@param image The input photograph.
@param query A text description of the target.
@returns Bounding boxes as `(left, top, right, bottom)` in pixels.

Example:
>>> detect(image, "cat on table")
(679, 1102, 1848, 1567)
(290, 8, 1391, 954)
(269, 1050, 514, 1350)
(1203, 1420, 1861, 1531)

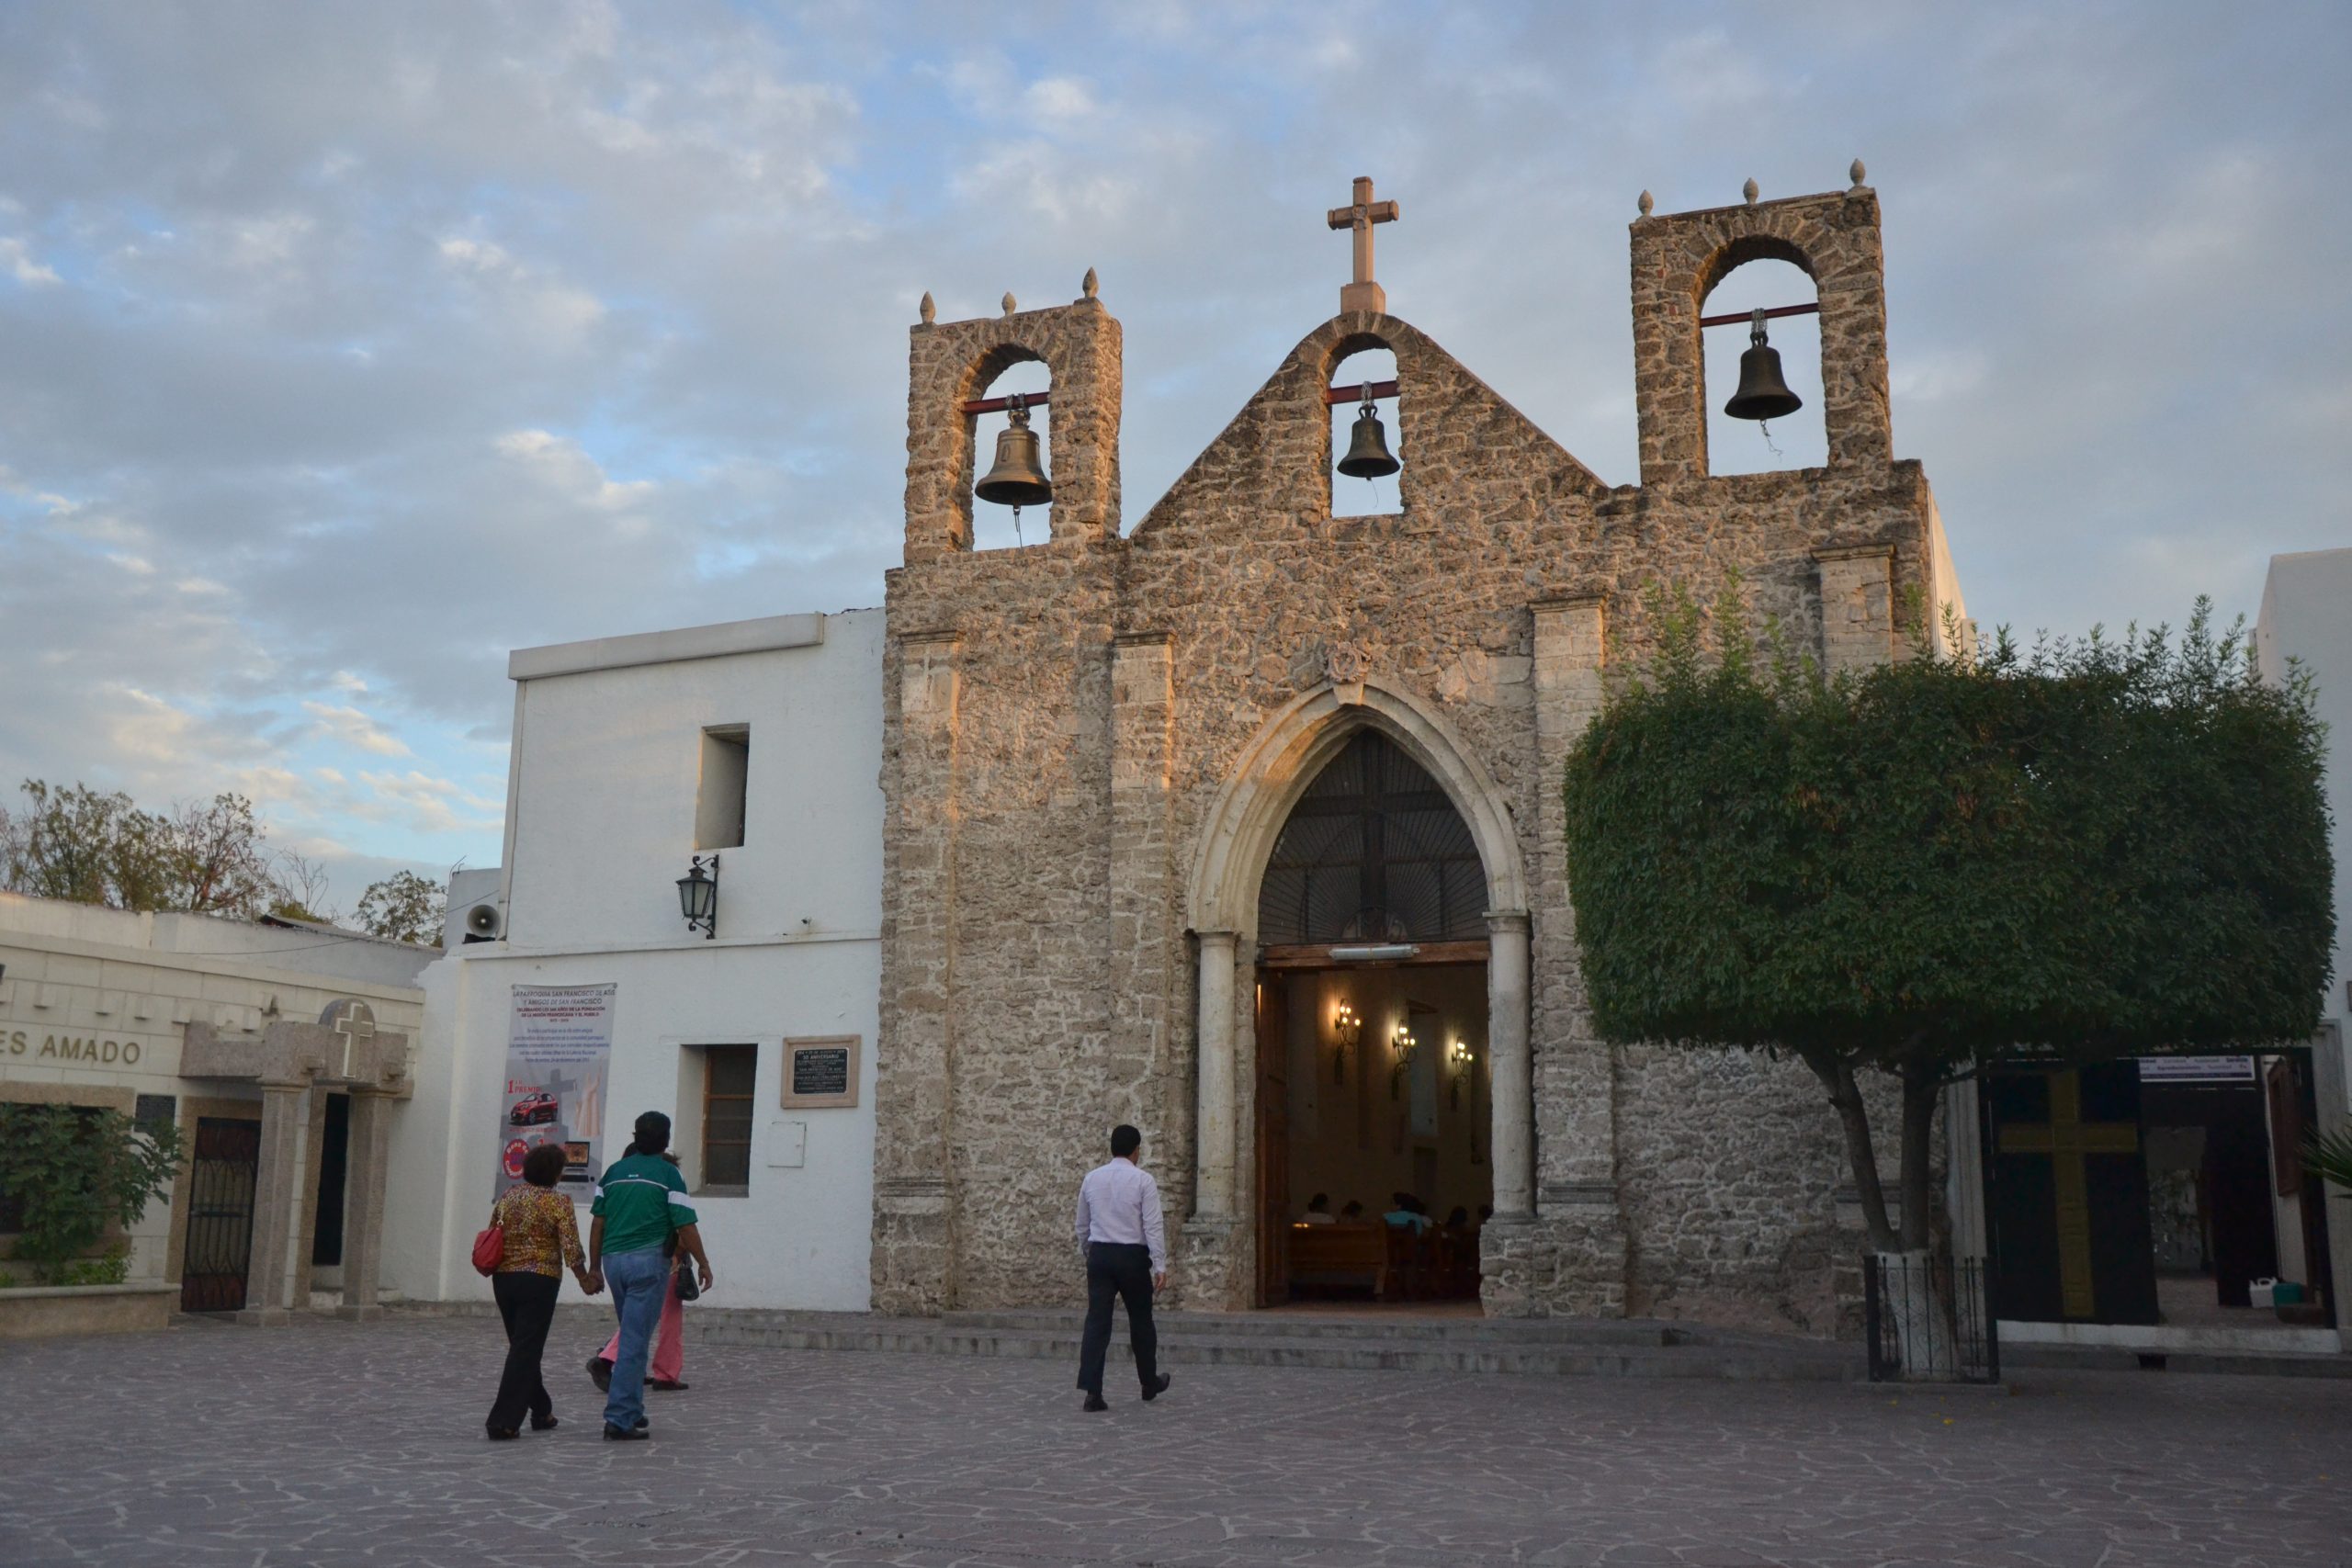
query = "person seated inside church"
(1443, 1205, 1471, 1231)
(1383, 1192, 1434, 1233)
(1339, 1199, 1365, 1220)
(1299, 1192, 1336, 1224)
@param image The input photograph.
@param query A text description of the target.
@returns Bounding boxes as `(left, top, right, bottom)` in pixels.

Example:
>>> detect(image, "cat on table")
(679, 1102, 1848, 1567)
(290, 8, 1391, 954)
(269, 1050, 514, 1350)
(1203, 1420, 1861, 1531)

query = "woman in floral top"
(486, 1143, 601, 1438)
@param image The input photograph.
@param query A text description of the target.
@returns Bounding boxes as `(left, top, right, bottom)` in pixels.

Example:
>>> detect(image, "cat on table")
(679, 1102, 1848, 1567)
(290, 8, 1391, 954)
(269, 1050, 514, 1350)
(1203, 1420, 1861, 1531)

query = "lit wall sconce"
(676, 852, 719, 939)
(1331, 1000, 1360, 1083)
(1448, 1039, 1476, 1108)
(1388, 1024, 1419, 1100)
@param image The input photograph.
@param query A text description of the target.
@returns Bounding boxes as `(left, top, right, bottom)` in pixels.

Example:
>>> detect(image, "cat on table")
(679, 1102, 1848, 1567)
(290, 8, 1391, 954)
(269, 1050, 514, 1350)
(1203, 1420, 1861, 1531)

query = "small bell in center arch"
(1337, 385, 1399, 479)
(1724, 308, 1803, 423)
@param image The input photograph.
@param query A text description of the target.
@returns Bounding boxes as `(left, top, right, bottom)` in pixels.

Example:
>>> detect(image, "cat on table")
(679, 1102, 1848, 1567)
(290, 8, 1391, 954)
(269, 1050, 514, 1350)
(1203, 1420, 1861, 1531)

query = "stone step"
(941, 1307, 1701, 1348)
(2001, 1343, 2352, 1380)
(389, 1302, 1858, 1381)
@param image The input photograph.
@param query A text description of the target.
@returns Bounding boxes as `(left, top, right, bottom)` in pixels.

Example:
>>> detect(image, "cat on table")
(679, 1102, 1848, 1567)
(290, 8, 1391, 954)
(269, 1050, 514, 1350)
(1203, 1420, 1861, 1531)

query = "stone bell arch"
(1182, 676, 1532, 1308)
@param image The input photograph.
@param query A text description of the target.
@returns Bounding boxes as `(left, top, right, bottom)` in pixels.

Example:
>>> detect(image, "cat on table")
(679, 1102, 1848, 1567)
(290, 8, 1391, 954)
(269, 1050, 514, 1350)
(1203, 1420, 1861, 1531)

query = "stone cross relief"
(329, 1000, 377, 1080)
(1326, 175, 1399, 315)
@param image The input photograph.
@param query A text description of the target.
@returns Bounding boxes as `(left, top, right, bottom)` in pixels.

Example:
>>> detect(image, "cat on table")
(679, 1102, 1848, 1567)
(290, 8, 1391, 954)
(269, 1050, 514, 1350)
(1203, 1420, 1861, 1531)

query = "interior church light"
(1389, 1024, 1419, 1100)
(1331, 1000, 1360, 1083)
(1449, 1039, 1476, 1107)
(676, 853, 719, 940)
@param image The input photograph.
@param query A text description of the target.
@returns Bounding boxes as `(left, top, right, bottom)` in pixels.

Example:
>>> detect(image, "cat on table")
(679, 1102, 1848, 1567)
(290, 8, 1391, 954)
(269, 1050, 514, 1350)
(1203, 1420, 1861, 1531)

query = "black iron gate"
(180, 1117, 260, 1312)
(1864, 1253, 2001, 1383)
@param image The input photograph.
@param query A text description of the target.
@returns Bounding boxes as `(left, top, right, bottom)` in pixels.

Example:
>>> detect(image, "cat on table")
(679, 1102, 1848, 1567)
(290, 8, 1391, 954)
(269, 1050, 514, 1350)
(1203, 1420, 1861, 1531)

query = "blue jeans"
(601, 1247, 669, 1433)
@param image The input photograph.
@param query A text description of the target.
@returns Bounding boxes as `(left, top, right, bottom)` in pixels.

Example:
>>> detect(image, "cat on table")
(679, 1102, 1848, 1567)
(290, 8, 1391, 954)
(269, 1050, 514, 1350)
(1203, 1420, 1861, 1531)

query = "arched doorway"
(1254, 730, 1491, 1306)
(1184, 680, 1532, 1314)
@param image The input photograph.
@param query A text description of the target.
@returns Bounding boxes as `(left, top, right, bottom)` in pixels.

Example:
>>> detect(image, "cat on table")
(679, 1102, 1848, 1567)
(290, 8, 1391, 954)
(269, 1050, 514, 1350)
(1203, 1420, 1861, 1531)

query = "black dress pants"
(1076, 1241, 1159, 1395)
(488, 1270, 561, 1431)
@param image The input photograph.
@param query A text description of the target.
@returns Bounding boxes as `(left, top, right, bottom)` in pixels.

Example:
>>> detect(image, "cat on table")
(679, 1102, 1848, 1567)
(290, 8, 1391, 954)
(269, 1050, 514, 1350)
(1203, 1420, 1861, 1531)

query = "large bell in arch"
(1723, 308, 1804, 423)
(1336, 398, 1400, 479)
(975, 397, 1052, 510)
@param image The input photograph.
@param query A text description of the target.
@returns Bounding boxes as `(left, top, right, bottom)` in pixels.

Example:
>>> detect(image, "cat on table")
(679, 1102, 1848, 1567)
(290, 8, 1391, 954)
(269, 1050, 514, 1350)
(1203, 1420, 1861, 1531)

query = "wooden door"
(1255, 972, 1291, 1306)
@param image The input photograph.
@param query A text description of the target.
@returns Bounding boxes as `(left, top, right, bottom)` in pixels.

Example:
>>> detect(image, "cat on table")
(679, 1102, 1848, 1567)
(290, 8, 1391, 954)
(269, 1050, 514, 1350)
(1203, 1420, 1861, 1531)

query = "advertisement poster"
(493, 982, 614, 1201)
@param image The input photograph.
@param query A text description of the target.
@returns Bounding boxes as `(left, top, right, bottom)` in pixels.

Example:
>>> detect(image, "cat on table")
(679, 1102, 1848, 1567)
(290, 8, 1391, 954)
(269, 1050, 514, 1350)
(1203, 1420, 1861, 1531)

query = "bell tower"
(902, 276, 1123, 561)
(1629, 165, 1893, 485)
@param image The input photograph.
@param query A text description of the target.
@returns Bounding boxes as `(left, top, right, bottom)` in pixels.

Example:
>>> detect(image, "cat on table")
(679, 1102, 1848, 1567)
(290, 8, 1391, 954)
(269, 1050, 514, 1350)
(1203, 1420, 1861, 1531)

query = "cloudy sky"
(2, 2, 2345, 908)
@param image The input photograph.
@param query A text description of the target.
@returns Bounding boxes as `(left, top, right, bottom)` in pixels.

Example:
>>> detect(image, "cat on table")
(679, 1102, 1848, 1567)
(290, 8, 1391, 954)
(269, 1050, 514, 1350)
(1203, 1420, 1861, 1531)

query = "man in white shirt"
(1072, 1122, 1171, 1411)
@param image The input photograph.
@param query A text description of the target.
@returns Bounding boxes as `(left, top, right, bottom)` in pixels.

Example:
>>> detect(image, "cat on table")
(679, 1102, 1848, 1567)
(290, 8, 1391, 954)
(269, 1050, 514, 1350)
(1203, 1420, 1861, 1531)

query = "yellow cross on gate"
(1997, 1068, 2139, 1319)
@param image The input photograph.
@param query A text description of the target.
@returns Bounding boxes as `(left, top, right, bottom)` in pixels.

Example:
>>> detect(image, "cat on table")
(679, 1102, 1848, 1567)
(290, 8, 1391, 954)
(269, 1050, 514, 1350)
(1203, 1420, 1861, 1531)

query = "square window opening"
(696, 726, 750, 852)
(685, 1043, 758, 1193)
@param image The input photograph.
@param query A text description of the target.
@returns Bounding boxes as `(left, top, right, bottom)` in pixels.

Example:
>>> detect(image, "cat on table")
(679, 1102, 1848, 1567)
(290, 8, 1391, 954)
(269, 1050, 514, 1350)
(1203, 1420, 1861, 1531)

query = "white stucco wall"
(385, 608, 886, 1312)
(2257, 548, 2350, 1053)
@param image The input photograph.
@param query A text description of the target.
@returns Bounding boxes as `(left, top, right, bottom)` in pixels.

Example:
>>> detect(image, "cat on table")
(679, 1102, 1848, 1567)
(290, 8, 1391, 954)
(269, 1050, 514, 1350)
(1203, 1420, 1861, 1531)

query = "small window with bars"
(697, 1044, 759, 1191)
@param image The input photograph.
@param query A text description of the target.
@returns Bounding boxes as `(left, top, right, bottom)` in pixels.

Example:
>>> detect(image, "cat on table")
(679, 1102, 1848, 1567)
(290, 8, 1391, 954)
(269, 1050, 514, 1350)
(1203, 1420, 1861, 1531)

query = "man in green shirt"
(588, 1111, 715, 1440)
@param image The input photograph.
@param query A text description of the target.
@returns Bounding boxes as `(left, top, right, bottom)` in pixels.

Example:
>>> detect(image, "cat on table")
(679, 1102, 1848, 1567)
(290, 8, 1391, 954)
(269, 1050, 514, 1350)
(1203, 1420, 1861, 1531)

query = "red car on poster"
(508, 1090, 559, 1126)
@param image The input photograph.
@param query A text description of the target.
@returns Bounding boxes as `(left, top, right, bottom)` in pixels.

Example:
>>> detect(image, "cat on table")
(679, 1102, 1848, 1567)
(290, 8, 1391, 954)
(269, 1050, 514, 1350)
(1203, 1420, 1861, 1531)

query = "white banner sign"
(492, 982, 615, 1201)
(2137, 1055, 2256, 1082)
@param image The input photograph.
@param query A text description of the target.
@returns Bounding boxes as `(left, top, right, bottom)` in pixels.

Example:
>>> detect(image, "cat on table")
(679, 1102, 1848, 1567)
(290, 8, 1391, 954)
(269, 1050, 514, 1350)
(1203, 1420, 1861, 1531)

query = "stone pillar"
(238, 1080, 311, 1325)
(1496, 595, 1632, 1317)
(2305, 1022, 2352, 1354)
(335, 1089, 392, 1320)
(1108, 633, 1175, 1145)
(1192, 931, 1240, 1219)
(1487, 910, 1534, 1218)
(1814, 543, 1898, 675)
(872, 632, 963, 1314)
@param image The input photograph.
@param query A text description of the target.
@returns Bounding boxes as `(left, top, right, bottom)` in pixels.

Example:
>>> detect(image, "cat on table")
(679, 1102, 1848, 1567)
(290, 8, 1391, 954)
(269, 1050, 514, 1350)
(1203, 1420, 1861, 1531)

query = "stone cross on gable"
(325, 998, 377, 1080)
(1326, 175, 1400, 315)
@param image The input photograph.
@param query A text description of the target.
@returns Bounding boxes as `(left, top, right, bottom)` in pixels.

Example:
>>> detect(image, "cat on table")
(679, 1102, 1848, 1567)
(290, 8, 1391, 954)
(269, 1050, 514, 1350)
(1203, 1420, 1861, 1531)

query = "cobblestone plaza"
(5, 1315, 2348, 1567)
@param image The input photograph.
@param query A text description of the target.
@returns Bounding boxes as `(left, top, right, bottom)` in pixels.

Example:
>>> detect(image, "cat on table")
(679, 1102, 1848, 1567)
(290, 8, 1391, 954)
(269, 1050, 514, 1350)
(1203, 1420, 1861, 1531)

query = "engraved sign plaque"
(782, 1035, 861, 1109)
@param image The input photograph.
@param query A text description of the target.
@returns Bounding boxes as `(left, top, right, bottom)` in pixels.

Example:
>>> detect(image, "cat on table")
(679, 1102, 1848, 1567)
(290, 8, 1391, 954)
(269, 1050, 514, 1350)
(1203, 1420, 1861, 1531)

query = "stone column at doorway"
(336, 1089, 393, 1320)
(1486, 910, 1533, 1217)
(1184, 929, 1245, 1308)
(240, 1079, 313, 1325)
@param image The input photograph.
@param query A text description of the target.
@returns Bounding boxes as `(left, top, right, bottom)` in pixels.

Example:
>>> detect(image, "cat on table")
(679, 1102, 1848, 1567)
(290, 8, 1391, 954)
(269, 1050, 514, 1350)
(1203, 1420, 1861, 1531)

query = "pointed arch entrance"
(1185, 682, 1532, 1312)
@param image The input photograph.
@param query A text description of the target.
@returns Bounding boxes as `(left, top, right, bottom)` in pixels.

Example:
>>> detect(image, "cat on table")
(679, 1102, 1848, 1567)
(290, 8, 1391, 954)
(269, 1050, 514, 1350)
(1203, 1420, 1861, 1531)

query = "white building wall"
(2256, 546, 2352, 1346)
(387, 608, 886, 1312)
(0, 895, 426, 1289)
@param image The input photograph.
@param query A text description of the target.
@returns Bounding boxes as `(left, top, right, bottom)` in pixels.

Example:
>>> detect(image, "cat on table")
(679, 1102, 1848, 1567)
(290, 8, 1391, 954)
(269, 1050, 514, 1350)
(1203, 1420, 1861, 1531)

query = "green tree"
(356, 869, 446, 945)
(0, 781, 302, 921)
(1561, 589, 2333, 1257)
(0, 1104, 186, 1286)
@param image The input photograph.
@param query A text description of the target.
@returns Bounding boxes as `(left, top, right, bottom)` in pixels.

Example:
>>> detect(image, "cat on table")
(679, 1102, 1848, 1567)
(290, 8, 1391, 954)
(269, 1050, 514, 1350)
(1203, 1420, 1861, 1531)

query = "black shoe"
(586, 1356, 611, 1393)
(485, 1425, 520, 1440)
(530, 1415, 559, 1431)
(1142, 1372, 1171, 1402)
(650, 1378, 689, 1392)
(635, 1416, 649, 1429)
(603, 1423, 649, 1441)
(1081, 1393, 1108, 1413)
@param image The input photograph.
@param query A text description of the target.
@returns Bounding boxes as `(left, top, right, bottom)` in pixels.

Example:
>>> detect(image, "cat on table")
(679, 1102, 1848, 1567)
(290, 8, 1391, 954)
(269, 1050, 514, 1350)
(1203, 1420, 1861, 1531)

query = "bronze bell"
(975, 397, 1052, 509)
(1336, 394, 1400, 479)
(1724, 308, 1803, 423)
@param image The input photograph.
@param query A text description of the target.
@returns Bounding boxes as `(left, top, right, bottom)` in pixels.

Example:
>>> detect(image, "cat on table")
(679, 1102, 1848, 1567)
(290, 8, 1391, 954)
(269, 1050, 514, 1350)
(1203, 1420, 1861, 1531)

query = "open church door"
(1255, 972, 1291, 1307)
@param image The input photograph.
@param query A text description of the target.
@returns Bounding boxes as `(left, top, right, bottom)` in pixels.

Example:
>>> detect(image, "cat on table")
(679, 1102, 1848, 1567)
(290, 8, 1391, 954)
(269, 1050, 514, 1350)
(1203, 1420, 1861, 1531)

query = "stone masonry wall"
(874, 185, 1959, 1333)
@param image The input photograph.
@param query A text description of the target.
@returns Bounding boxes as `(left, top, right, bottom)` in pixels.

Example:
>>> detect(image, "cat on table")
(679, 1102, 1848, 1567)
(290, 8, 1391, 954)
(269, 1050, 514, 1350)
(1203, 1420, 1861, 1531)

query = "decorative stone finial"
(1742, 177, 1758, 207)
(918, 291, 935, 325)
(1001, 291, 1017, 317)
(1637, 189, 1654, 217)
(1849, 158, 1866, 189)
(1080, 266, 1098, 300)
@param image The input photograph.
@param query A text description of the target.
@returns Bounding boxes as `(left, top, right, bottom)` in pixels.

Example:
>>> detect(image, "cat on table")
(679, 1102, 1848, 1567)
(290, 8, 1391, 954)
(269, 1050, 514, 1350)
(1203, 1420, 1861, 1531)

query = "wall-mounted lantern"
(1331, 1000, 1360, 1084)
(1448, 1039, 1476, 1108)
(1388, 1024, 1419, 1100)
(676, 853, 719, 940)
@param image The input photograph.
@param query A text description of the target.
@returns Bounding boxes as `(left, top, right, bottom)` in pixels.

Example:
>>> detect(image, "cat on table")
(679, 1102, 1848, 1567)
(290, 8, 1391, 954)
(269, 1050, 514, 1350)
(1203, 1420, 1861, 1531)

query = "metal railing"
(1864, 1253, 1999, 1383)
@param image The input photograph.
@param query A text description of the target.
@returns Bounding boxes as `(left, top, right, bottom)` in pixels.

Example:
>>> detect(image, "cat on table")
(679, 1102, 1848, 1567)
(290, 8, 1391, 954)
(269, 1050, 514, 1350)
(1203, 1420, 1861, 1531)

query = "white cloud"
(301, 700, 413, 757)
(0, 237, 59, 286)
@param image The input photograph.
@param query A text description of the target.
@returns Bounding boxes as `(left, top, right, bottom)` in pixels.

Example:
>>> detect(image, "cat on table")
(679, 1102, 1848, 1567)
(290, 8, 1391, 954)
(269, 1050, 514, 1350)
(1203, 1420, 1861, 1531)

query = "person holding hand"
(484, 1142, 601, 1439)
(588, 1111, 715, 1440)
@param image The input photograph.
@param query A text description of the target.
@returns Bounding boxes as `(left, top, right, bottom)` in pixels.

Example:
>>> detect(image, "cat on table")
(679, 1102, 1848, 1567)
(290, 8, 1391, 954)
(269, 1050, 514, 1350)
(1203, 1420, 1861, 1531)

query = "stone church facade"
(870, 175, 1967, 1333)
